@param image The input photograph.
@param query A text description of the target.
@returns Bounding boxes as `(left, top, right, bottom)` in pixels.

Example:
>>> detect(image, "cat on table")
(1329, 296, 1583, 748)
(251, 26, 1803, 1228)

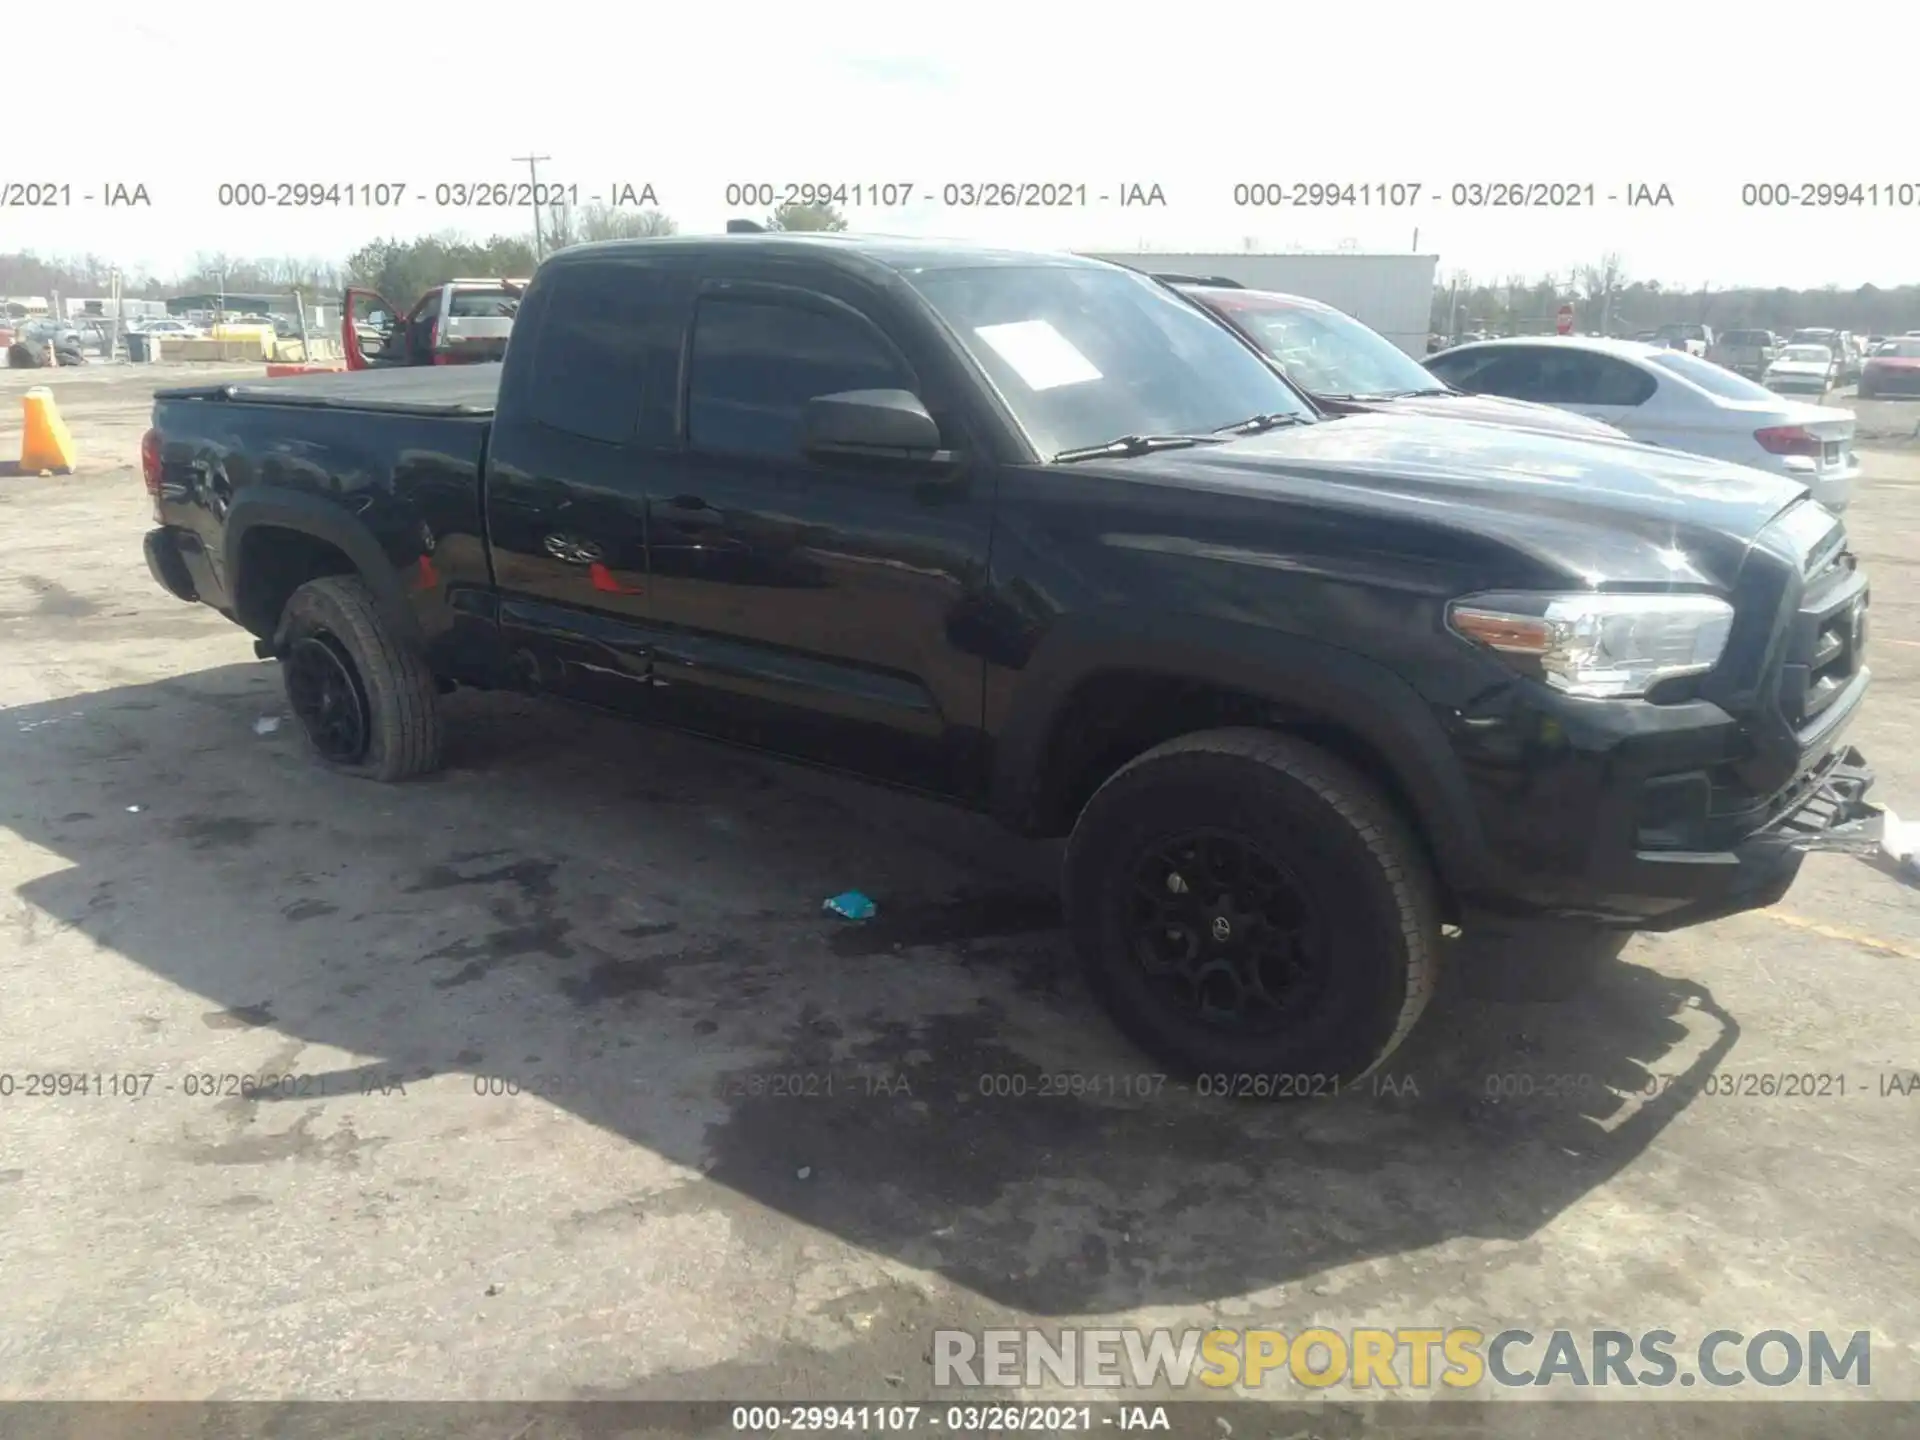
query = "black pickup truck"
(141, 234, 1880, 1087)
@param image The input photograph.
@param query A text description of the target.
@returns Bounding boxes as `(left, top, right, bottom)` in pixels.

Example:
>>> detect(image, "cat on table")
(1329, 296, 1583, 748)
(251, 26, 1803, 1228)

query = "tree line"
(0, 198, 845, 310)
(8, 224, 1914, 340)
(1434, 254, 1920, 339)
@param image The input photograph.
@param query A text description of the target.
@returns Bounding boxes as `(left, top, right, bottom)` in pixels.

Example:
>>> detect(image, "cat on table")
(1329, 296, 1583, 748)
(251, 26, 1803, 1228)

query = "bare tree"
(1580, 252, 1627, 335)
(545, 202, 678, 253)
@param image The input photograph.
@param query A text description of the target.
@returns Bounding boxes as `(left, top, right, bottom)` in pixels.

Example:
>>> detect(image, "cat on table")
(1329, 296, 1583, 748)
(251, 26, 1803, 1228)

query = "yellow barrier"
(20, 387, 76, 474)
(159, 336, 269, 361)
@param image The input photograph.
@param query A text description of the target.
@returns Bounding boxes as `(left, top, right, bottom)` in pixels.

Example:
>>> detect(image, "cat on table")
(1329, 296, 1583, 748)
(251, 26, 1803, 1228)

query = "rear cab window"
(447, 288, 520, 319)
(524, 261, 682, 444)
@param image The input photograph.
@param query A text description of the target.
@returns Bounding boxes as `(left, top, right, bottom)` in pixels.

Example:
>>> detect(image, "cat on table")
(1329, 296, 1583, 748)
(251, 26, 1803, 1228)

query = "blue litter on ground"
(823, 890, 877, 921)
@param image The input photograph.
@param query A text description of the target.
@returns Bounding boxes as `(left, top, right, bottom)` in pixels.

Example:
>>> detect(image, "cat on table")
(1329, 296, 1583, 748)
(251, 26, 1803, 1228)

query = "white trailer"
(1078, 251, 1439, 357)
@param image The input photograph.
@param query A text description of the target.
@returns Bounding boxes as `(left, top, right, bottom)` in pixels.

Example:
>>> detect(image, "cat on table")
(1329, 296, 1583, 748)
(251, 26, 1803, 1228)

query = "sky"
(9, 0, 1920, 289)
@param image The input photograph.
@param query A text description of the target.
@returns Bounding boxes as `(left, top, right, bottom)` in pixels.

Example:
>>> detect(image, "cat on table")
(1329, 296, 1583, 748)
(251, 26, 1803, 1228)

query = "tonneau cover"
(155, 363, 500, 417)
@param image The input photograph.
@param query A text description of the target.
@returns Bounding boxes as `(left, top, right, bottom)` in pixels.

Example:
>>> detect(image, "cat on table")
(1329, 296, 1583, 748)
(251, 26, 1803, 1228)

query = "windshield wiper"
(1211, 412, 1316, 436)
(1052, 433, 1229, 463)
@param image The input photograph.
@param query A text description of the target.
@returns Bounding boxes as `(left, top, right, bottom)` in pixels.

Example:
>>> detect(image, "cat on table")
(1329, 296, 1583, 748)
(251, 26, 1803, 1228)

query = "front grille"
(1777, 550, 1867, 734)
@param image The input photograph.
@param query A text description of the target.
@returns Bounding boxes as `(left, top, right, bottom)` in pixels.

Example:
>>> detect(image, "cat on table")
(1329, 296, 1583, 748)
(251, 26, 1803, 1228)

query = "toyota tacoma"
(141, 235, 1881, 1087)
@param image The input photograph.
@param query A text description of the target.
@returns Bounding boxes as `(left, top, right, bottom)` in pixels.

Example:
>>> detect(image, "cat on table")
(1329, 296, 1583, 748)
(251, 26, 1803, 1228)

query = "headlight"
(1447, 592, 1735, 698)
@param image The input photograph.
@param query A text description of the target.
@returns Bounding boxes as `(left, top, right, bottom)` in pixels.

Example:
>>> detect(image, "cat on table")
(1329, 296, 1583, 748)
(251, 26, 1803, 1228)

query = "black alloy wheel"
(1127, 828, 1329, 1034)
(285, 630, 372, 765)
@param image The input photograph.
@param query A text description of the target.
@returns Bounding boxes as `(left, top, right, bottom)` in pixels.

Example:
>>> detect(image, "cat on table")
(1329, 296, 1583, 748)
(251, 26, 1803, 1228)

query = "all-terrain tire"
(279, 575, 443, 781)
(1063, 727, 1440, 1091)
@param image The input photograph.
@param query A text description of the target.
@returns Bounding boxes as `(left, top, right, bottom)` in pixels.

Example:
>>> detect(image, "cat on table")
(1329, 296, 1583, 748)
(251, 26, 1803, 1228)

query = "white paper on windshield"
(973, 320, 1102, 391)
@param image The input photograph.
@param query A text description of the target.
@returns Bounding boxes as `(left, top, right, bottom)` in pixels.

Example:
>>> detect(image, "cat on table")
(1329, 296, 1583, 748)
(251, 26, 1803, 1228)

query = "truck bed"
(154, 363, 500, 417)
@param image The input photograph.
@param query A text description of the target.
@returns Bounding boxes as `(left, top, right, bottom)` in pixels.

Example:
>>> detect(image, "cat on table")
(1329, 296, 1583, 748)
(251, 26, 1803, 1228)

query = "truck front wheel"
(278, 575, 443, 781)
(1063, 728, 1439, 1092)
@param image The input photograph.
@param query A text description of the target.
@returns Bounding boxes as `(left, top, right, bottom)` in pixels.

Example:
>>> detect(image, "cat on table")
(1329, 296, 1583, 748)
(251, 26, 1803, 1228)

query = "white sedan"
(1423, 335, 1859, 512)
(1764, 343, 1839, 396)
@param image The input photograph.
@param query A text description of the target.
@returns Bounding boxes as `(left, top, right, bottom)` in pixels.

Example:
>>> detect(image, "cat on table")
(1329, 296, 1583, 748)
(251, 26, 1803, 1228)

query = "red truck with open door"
(341, 278, 527, 370)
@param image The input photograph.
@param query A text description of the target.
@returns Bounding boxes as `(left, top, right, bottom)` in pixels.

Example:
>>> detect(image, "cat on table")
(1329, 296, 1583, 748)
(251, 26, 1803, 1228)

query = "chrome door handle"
(542, 534, 602, 565)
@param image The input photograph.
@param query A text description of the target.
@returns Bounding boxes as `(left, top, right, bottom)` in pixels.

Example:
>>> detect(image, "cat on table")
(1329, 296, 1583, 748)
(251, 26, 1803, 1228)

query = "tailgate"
(439, 315, 515, 352)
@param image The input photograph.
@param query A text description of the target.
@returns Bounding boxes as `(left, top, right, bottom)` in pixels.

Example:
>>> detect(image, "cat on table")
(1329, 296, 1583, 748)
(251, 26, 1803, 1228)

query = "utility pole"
(513, 152, 552, 261)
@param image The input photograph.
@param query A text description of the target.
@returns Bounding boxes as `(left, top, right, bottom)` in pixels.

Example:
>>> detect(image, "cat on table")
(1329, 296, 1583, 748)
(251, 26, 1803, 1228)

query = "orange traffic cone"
(20, 386, 77, 474)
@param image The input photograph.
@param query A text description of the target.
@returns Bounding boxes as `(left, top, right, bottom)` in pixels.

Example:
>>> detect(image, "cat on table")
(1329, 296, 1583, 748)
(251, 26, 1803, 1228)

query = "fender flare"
(223, 488, 423, 646)
(988, 613, 1489, 896)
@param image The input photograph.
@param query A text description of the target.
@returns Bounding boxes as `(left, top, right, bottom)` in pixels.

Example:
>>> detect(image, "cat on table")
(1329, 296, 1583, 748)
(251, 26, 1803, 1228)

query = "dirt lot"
(1, 364, 1917, 1420)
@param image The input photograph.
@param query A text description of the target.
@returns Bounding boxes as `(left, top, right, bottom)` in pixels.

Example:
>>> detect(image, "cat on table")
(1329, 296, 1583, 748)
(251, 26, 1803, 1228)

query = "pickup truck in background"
(342, 277, 527, 370)
(1707, 328, 1779, 379)
(140, 235, 1881, 1087)
(1656, 322, 1713, 356)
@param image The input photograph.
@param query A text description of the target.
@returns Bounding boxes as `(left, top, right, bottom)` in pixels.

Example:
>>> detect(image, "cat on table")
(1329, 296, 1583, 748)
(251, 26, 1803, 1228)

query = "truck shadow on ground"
(2, 660, 1740, 1326)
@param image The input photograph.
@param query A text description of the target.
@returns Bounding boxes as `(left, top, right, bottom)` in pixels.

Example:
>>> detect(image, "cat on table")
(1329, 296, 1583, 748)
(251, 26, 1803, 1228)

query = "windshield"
(1789, 330, 1836, 345)
(904, 264, 1314, 459)
(1723, 330, 1771, 345)
(1779, 346, 1831, 363)
(1646, 349, 1778, 400)
(1877, 339, 1920, 358)
(1204, 297, 1438, 398)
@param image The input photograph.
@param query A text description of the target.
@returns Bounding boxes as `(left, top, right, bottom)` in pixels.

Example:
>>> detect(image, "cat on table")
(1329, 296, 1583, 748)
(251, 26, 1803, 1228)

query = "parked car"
(6, 319, 85, 368)
(19, 317, 82, 350)
(134, 318, 203, 339)
(1655, 323, 1712, 356)
(141, 236, 1880, 1086)
(1423, 335, 1860, 511)
(1789, 329, 1860, 383)
(342, 278, 527, 369)
(1858, 335, 1920, 397)
(1707, 329, 1779, 379)
(1764, 343, 1840, 396)
(1170, 281, 1626, 441)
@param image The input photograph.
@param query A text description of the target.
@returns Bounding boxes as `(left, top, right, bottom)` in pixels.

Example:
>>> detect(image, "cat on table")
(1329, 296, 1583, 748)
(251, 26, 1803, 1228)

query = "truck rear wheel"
(1063, 728, 1439, 1092)
(278, 575, 443, 781)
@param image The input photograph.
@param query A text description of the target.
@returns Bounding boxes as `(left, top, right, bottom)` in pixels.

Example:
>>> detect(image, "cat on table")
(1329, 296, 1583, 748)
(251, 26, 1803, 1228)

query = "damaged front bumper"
(1630, 746, 1879, 931)
(1745, 745, 1882, 858)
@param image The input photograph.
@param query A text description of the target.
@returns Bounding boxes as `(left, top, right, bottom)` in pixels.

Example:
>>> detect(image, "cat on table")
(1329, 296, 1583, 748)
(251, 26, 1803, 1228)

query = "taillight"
(140, 428, 163, 511)
(1754, 425, 1822, 458)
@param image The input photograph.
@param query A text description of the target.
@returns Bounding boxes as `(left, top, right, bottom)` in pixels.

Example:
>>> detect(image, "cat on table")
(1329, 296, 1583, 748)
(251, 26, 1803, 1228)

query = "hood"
(1094, 411, 1811, 592)
(1769, 359, 1830, 373)
(1361, 390, 1626, 440)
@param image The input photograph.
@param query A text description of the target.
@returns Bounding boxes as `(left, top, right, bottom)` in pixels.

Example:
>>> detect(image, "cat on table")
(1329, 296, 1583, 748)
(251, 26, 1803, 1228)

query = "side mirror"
(801, 389, 949, 461)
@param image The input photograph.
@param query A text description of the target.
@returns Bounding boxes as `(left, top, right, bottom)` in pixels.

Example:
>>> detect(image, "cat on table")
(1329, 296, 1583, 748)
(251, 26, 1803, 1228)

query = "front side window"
(686, 296, 912, 459)
(904, 264, 1312, 459)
